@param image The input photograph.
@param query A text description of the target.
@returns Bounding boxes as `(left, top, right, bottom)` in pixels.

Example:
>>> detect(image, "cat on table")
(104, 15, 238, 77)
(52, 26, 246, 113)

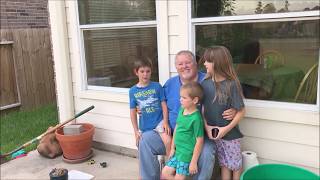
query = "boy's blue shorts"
(166, 155, 190, 176)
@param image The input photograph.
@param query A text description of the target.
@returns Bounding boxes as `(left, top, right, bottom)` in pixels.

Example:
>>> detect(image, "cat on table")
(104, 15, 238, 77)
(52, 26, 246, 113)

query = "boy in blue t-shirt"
(129, 59, 171, 157)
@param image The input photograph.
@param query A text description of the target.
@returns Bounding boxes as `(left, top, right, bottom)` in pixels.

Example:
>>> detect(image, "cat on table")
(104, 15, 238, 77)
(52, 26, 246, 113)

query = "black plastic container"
(49, 168, 68, 180)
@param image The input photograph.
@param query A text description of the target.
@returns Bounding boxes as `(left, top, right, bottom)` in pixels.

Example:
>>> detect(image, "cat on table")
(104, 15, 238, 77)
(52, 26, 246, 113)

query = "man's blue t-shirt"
(129, 81, 166, 132)
(163, 72, 206, 130)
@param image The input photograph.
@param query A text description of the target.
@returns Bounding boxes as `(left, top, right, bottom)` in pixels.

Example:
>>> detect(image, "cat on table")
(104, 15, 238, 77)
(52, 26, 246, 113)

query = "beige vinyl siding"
(168, 0, 188, 55)
(72, 90, 133, 149)
(74, 98, 130, 118)
(92, 128, 135, 149)
(240, 118, 319, 172)
(245, 106, 318, 126)
(242, 136, 319, 173)
(76, 113, 132, 134)
(241, 118, 318, 147)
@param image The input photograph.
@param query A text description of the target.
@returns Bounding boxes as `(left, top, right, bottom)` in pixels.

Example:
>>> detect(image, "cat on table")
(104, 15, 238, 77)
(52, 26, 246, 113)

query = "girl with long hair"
(201, 46, 246, 180)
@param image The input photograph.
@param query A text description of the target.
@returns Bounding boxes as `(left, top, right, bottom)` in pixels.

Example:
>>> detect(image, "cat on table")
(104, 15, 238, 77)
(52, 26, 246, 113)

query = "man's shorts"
(154, 120, 164, 133)
(139, 120, 164, 134)
(166, 155, 190, 176)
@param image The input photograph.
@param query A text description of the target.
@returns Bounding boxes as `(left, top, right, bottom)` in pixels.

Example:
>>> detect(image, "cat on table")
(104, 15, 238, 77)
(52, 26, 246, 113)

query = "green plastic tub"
(241, 164, 319, 180)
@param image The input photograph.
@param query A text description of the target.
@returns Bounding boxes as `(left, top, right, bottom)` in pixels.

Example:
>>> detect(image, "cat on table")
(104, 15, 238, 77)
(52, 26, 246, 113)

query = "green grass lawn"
(0, 104, 59, 158)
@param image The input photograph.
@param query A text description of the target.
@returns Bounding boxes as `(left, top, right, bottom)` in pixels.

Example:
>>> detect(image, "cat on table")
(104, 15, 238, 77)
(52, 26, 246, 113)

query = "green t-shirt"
(174, 108, 204, 162)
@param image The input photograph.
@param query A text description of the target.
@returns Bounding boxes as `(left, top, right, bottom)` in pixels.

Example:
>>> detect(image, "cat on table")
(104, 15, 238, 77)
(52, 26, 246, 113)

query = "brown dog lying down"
(37, 127, 62, 158)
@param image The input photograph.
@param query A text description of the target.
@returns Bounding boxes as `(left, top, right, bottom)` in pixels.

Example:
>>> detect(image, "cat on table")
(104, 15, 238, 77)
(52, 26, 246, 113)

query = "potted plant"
(49, 168, 68, 180)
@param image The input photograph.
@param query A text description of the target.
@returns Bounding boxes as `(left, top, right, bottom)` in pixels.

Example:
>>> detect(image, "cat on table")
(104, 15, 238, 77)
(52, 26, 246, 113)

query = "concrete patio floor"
(0, 148, 139, 179)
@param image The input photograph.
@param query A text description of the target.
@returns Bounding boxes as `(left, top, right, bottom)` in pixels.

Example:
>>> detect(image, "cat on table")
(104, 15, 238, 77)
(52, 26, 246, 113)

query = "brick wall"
(0, 0, 49, 29)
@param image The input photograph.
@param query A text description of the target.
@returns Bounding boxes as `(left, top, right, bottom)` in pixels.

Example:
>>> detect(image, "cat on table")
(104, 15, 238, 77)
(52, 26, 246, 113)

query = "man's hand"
(222, 108, 237, 120)
(163, 121, 171, 135)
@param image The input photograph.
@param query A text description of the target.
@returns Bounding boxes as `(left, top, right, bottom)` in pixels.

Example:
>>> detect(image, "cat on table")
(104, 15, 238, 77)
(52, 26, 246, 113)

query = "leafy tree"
(263, 3, 276, 13)
(255, 1, 263, 14)
(284, 0, 290, 11)
(278, 0, 290, 13)
(222, 0, 236, 15)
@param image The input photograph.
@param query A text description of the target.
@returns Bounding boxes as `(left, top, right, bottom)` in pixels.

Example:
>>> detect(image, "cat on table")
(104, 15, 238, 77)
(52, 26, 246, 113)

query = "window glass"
(78, 0, 159, 89)
(84, 28, 158, 88)
(78, 0, 156, 24)
(196, 19, 319, 104)
(192, 0, 319, 18)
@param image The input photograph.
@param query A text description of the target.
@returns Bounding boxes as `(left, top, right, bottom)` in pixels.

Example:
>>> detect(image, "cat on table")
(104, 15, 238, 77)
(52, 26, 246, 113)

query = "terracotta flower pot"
(55, 123, 94, 160)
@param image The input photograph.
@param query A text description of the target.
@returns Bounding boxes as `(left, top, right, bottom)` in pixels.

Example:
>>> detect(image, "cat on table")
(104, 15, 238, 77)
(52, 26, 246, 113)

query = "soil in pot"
(49, 168, 68, 180)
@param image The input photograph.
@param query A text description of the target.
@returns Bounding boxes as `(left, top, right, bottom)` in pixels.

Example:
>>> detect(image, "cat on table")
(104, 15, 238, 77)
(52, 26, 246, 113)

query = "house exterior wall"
(49, 0, 319, 174)
(1, 0, 56, 111)
(48, 0, 74, 121)
(0, 0, 49, 29)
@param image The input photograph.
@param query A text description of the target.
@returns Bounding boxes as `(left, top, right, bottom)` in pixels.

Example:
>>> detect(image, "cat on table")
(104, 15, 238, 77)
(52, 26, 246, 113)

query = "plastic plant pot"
(240, 164, 319, 180)
(49, 168, 68, 180)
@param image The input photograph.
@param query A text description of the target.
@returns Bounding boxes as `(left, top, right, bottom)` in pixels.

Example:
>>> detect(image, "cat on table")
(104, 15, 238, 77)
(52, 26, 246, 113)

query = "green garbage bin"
(241, 164, 319, 180)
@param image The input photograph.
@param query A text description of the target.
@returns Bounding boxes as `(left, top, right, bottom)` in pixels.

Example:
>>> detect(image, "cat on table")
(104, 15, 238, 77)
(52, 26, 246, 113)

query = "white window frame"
(76, 0, 169, 94)
(188, 0, 320, 112)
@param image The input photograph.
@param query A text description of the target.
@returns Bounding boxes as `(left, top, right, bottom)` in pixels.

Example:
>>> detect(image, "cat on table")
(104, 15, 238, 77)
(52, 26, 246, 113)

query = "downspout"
(48, 0, 75, 122)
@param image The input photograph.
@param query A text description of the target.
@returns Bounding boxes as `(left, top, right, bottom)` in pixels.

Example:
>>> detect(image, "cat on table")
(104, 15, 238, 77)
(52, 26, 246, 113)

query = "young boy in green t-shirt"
(161, 82, 204, 180)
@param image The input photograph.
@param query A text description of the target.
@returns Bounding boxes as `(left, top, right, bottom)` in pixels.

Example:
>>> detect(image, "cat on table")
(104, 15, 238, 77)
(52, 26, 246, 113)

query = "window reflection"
(78, 0, 156, 24)
(196, 20, 319, 104)
(192, 0, 319, 18)
(83, 28, 158, 88)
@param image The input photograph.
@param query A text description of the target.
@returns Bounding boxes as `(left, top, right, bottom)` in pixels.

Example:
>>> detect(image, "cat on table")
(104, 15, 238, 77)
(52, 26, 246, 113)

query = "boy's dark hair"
(181, 82, 204, 102)
(133, 57, 153, 72)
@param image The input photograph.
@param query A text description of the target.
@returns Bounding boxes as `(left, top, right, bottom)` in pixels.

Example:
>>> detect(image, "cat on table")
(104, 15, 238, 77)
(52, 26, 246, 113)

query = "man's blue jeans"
(193, 137, 216, 180)
(139, 131, 216, 180)
(139, 131, 166, 180)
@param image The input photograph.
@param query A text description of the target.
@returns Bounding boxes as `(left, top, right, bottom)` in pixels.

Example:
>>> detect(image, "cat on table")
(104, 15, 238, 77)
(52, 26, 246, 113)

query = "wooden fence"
(0, 29, 56, 111)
